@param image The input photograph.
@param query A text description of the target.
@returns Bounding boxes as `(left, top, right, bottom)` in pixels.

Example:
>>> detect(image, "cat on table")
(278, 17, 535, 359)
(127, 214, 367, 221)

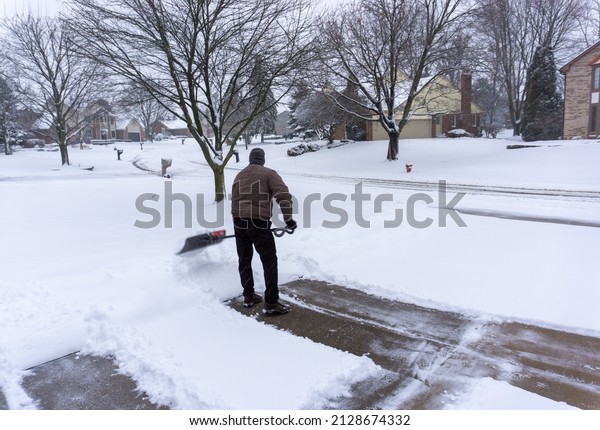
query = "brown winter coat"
(231, 164, 293, 221)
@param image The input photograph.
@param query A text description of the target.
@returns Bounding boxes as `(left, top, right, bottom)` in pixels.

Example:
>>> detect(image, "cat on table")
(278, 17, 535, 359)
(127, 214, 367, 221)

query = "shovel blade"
(176, 229, 228, 255)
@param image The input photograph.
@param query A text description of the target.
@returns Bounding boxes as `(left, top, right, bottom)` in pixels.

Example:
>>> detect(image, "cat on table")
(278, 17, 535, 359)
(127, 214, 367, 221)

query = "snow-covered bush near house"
(287, 143, 307, 156)
(446, 128, 474, 138)
(286, 142, 321, 156)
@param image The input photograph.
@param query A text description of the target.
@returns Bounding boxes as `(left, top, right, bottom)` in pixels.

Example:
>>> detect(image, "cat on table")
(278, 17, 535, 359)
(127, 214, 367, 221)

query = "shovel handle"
(272, 227, 295, 237)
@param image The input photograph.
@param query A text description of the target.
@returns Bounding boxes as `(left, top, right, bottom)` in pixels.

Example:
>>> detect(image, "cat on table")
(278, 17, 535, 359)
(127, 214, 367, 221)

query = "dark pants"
(233, 218, 279, 304)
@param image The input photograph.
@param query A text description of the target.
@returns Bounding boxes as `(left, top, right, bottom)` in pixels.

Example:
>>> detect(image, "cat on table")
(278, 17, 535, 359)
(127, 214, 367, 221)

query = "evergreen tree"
(237, 57, 279, 148)
(287, 81, 311, 137)
(244, 89, 277, 146)
(521, 46, 563, 142)
(337, 80, 369, 141)
(294, 89, 344, 143)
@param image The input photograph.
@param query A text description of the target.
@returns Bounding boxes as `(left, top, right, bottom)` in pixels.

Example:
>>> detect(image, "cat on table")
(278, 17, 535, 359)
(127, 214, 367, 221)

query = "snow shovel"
(176, 227, 294, 255)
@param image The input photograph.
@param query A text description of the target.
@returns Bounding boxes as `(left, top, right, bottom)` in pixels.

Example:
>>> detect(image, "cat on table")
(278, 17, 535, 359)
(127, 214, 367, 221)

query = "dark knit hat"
(249, 148, 265, 165)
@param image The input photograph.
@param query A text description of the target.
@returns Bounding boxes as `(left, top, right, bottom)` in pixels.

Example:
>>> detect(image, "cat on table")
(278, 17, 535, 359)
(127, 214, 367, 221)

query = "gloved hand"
(285, 219, 297, 231)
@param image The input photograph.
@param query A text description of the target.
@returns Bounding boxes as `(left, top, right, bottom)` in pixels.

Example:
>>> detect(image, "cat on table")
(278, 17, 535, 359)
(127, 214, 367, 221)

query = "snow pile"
(443, 378, 576, 410)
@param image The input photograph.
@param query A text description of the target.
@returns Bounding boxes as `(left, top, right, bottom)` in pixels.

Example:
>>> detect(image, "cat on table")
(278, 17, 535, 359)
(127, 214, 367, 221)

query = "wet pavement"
(19, 353, 166, 410)
(231, 280, 600, 409)
(3, 279, 600, 409)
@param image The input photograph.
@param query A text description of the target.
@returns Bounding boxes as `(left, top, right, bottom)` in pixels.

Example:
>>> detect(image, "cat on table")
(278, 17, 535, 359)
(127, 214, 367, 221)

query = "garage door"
(128, 132, 141, 142)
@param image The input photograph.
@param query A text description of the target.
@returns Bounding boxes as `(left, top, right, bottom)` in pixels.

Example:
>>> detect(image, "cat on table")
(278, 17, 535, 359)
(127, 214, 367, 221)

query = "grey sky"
(1, 0, 62, 17)
(0, 0, 342, 18)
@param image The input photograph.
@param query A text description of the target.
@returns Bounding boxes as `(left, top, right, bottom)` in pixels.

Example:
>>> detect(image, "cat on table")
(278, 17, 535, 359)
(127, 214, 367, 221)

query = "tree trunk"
(59, 142, 70, 165)
(513, 119, 521, 136)
(3, 127, 12, 156)
(1, 109, 11, 155)
(387, 131, 399, 160)
(213, 165, 226, 203)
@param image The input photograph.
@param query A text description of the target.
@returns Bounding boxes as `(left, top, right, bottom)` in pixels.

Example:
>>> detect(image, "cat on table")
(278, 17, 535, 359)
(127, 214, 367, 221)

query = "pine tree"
(521, 46, 563, 142)
(287, 81, 311, 138)
(238, 56, 279, 148)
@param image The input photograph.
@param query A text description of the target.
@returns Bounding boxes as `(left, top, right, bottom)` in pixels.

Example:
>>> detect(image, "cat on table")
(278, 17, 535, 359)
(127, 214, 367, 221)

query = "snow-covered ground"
(1, 132, 599, 410)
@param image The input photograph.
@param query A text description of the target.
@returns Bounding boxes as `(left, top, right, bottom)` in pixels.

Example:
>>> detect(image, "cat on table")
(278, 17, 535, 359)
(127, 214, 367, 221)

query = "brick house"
(28, 102, 118, 144)
(560, 41, 600, 139)
(152, 119, 192, 138)
(367, 73, 482, 140)
(85, 110, 117, 142)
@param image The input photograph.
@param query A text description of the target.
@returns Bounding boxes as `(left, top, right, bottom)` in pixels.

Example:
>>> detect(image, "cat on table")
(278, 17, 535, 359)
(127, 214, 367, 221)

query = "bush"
(446, 129, 473, 138)
(21, 138, 45, 148)
(287, 142, 321, 156)
(287, 143, 307, 156)
(482, 123, 502, 138)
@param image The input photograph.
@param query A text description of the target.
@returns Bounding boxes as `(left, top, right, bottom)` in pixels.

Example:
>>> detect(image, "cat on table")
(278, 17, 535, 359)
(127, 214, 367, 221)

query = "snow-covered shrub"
(287, 143, 308, 156)
(482, 123, 502, 138)
(287, 142, 322, 156)
(446, 129, 473, 138)
(306, 142, 321, 152)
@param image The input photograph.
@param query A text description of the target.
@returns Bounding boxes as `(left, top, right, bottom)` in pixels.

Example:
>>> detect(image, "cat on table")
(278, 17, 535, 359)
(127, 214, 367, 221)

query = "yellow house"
(367, 73, 482, 140)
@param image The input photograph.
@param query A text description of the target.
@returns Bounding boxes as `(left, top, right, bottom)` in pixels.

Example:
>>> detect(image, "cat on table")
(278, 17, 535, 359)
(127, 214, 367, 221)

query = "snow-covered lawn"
(1, 133, 599, 410)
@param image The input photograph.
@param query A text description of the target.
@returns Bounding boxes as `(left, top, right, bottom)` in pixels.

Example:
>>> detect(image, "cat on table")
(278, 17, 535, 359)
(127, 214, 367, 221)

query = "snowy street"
(1, 134, 599, 410)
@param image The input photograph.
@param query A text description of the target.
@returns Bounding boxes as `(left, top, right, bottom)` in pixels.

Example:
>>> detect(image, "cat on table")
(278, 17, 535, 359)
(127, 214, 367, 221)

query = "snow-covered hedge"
(287, 142, 321, 156)
(446, 129, 474, 138)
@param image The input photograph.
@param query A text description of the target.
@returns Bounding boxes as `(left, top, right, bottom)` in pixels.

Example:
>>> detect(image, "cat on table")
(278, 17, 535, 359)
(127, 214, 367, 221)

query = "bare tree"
(475, 0, 587, 136)
(318, 0, 469, 160)
(0, 75, 19, 155)
(576, 0, 600, 47)
(294, 90, 345, 143)
(67, 0, 315, 201)
(2, 14, 104, 165)
(472, 75, 506, 136)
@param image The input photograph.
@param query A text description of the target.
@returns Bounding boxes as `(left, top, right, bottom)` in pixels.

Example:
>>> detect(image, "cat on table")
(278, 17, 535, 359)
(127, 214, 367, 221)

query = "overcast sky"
(0, 0, 62, 17)
(0, 0, 342, 18)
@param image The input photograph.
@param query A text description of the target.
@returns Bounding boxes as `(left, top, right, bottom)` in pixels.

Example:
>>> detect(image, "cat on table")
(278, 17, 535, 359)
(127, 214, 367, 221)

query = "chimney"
(460, 73, 472, 116)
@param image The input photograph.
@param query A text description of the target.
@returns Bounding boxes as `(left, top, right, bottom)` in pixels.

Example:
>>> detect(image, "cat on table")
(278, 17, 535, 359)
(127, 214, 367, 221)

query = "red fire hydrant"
(405, 163, 413, 173)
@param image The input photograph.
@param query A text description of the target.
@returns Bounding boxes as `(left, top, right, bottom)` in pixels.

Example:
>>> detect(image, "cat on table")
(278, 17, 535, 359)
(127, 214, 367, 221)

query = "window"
(591, 106, 597, 132)
(594, 67, 600, 90)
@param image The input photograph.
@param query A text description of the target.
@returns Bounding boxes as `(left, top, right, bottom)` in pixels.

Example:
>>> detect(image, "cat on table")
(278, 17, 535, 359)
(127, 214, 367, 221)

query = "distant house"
(116, 118, 145, 142)
(26, 111, 53, 144)
(81, 102, 118, 142)
(152, 119, 191, 138)
(560, 41, 600, 139)
(367, 73, 482, 140)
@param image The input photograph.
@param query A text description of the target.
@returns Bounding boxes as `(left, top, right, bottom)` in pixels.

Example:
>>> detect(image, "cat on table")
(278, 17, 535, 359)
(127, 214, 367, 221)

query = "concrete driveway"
(4, 279, 599, 409)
